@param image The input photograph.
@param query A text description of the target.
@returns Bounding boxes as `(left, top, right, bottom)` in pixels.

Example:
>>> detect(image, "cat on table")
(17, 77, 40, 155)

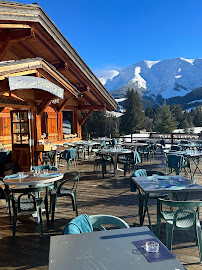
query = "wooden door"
(11, 110, 31, 171)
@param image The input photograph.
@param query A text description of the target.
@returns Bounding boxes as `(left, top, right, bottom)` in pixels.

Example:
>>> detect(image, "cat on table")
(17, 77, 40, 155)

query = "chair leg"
(156, 200, 162, 238)
(196, 220, 202, 263)
(166, 223, 174, 250)
(51, 195, 56, 224)
(12, 202, 18, 239)
(37, 205, 43, 237)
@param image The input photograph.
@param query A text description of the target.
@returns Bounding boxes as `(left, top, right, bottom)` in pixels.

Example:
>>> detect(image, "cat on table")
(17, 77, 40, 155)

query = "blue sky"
(18, 0, 202, 75)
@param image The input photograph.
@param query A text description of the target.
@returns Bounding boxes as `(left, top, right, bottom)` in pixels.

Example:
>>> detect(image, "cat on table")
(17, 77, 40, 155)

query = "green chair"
(89, 214, 130, 230)
(63, 214, 129, 234)
(118, 151, 141, 177)
(94, 152, 113, 178)
(50, 172, 80, 224)
(156, 198, 202, 263)
(166, 154, 191, 175)
(11, 186, 44, 239)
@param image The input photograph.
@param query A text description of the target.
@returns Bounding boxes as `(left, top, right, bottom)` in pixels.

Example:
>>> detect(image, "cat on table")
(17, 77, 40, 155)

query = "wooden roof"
(0, 1, 118, 111)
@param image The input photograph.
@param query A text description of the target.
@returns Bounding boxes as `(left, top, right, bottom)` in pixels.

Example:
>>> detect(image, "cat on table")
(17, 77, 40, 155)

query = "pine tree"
(120, 89, 145, 134)
(153, 101, 177, 133)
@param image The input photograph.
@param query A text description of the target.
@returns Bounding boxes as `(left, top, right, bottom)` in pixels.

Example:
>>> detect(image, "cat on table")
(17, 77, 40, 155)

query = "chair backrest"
(158, 198, 202, 229)
(89, 214, 130, 230)
(167, 154, 184, 169)
(63, 214, 93, 234)
(133, 169, 147, 177)
(32, 164, 58, 171)
(57, 172, 79, 194)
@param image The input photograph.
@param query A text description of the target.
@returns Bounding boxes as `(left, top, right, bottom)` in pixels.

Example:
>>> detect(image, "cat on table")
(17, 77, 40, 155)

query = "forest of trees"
(82, 89, 202, 138)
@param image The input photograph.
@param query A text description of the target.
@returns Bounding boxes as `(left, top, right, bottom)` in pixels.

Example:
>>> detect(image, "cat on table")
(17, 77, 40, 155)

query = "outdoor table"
(101, 148, 132, 174)
(48, 226, 184, 270)
(4, 170, 64, 224)
(122, 142, 148, 149)
(131, 175, 202, 227)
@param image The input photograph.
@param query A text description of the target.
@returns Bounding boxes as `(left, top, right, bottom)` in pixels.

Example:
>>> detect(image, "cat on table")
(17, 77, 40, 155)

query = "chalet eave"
(0, 1, 118, 111)
(0, 58, 80, 98)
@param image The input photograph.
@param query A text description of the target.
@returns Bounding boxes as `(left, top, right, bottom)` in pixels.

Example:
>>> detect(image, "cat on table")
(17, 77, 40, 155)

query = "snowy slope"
(98, 57, 202, 101)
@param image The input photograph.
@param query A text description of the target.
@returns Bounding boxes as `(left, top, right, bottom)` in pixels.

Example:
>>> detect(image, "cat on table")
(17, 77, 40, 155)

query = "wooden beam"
(0, 29, 32, 41)
(56, 98, 69, 112)
(0, 39, 12, 61)
(37, 99, 52, 115)
(80, 110, 93, 125)
(0, 24, 31, 29)
(19, 40, 38, 57)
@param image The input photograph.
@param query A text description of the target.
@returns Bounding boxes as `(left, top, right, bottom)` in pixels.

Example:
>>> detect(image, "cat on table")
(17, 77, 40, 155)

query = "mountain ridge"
(98, 57, 202, 109)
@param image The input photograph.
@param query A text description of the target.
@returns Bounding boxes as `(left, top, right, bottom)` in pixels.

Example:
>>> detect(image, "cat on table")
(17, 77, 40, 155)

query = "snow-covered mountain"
(98, 57, 202, 108)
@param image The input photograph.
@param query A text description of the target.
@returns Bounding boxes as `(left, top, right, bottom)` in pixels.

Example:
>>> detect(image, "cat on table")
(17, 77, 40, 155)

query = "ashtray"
(145, 241, 159, 253)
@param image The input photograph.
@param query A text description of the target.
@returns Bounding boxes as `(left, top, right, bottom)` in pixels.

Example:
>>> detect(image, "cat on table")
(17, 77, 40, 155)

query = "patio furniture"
(4, 171, 63, 227)
(131, 175, 202, 229)
(58, 148, 77, 170)
(166, 154, 191, 175)
(94, 152, 113, 178)
(12, 186, 44, 239)
(170, 145, 181, 151)
(156, 198, 202, 263)
(50, 172, 80, 224)
(62, 214, 129, 234)
(89, 214, 130, 230)
(49, 226, 185, 270)
(131, 169, 167, 229)
(118, 150, 141, 177)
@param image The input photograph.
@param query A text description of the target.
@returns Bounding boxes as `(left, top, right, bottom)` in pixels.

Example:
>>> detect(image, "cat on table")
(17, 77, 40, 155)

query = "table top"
(169, 150, 202, 157)
(122, 142, 148, 147)
(48, 226, 184, 270)
(132, 175, 202, 194)
(101, 148, 132, 155)
(3, 170, 64, 186)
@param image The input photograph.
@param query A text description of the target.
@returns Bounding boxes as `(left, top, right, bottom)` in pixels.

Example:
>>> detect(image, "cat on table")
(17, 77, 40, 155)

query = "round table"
(4, 171, 64, 225)
(101, 148, 132, 173)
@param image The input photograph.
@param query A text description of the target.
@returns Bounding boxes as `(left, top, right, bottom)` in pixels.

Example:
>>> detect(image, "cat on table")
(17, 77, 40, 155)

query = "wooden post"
(73, 110, 81, 139)
(57, 111, 63, 141)
(171, 133, 174, 145)
(131, 133, 132, 143)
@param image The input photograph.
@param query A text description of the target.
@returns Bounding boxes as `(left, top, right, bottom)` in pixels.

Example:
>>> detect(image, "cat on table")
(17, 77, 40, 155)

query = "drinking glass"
(152, 174, 158, 183)
(43, 169, 48, 175)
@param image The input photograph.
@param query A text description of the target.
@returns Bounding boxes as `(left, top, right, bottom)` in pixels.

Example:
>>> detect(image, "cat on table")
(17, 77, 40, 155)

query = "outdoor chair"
(94, 152, 113, 178)
(77, 144, 88, 160)
(137, 145, 151, 161)
(166, 154, 191, 175)
(50, 172, 80, 224)
(130, 169, 167, 229)
(156, 198, 202, 263)
(118, 151, 141, 177)
(41, 150, 56, 166)
(62, 213, 129, 234)
(58, 148, 77, 170)
(11, 186, 44, 239)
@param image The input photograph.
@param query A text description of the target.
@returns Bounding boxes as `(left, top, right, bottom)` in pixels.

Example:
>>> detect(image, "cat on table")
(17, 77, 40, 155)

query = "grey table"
(132, 175, 202, 226)
(48, 226, 185, 270)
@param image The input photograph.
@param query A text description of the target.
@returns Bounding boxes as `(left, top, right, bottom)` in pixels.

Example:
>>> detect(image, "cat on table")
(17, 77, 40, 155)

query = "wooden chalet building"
(0, 1, 117, 170)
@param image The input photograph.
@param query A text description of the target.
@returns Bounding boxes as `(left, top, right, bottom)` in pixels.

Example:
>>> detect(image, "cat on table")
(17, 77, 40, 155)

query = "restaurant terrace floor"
(0, 149, 202, 270)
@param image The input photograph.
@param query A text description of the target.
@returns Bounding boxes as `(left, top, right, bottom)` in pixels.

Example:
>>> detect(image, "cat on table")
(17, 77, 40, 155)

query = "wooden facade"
(0, 1, 117, 170)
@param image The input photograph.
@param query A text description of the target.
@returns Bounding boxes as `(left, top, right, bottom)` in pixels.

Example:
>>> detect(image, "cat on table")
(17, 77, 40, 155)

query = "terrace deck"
(0, 150, 202, 270)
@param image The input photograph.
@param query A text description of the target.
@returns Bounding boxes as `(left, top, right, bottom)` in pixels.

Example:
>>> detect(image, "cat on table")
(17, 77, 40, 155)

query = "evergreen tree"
(153, 101, 177, 133)
(120, 89, 145, 134)
(193, 106, 202, 127)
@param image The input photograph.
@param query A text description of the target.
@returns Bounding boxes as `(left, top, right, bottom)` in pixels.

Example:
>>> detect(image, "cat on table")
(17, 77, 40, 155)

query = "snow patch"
(144, 60, 161, 69)
(188, 99, 202, 104)
(174, 75, 182, 79)
(180, 57, 195, 65)
(178, 68, 181, 72)
(115, 98, 126, 103)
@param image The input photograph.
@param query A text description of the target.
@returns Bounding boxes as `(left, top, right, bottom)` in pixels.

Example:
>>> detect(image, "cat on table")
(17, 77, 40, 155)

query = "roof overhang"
(0, 1, 118, 111)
